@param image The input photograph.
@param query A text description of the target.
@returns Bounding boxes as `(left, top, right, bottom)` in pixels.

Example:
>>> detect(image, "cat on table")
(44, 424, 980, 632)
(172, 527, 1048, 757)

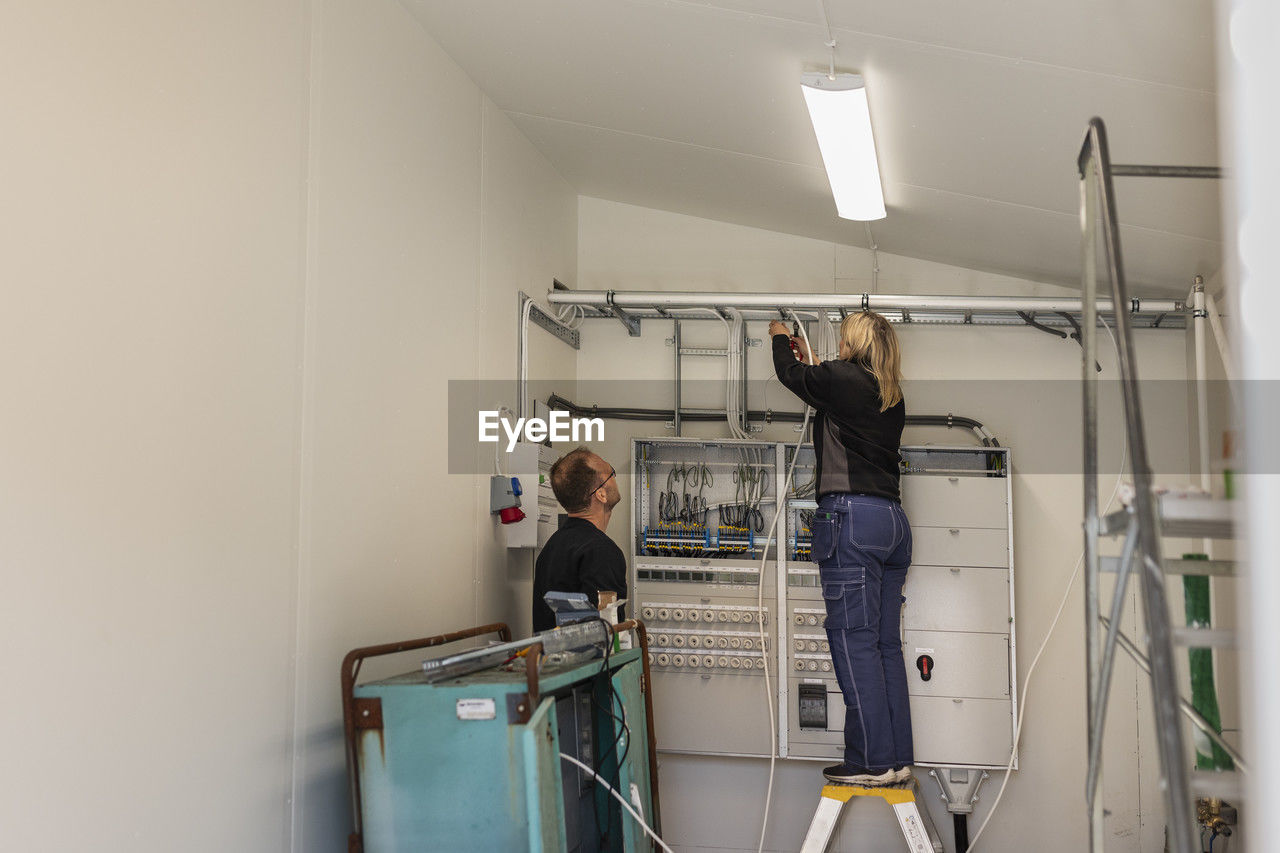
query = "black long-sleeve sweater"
(771, 333, 905, 502)
(532, 517, 628, 632)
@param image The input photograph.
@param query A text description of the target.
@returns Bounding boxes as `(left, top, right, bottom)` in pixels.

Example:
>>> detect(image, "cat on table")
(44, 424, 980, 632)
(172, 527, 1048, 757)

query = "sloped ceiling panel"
(406, 0, 1221, 295)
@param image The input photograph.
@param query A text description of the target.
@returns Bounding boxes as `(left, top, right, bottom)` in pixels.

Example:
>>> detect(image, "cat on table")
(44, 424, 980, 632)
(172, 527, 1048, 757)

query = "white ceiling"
(406, 0, 1223, 296)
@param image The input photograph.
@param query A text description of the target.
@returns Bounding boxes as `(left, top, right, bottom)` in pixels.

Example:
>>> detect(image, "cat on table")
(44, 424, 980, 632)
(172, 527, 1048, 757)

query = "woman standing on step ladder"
(769, 311, 913, 787)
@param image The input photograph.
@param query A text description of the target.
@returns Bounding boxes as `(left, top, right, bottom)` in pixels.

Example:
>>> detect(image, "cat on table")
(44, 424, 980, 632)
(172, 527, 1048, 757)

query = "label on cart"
(456, 698, 497, 720)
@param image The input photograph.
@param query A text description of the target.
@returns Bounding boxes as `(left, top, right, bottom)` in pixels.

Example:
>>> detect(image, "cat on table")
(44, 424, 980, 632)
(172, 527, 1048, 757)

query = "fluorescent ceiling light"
(801, 72, 886, 221)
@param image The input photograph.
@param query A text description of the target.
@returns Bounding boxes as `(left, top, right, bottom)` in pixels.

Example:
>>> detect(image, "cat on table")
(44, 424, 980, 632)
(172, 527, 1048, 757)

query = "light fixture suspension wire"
(816, 0, 837, 78)
(864, 222, 880, 293)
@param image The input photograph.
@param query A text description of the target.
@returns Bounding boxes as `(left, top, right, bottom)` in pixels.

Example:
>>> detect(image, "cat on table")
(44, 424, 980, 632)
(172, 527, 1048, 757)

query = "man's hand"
(767, 320, 790, 337)
(793, 337, 813, 364)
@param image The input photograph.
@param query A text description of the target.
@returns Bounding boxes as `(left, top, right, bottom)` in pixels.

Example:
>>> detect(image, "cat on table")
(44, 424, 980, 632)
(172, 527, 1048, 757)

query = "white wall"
(0, 2, 576, 851)
(475, 98, 580, 640)
(267, 2, 582, 849)
(0, 3, 308, 849)
(574, 197, 1195, 852)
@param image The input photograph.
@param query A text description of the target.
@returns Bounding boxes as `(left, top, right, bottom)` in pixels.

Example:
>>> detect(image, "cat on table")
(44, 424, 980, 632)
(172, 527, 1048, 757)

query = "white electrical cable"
(863, 223, 880, 294)
(967, 317, 1125, 850)
(815, 0, 836, 79)
(494, 405, 515, 476)
(756, 408, 811, 853)
(818, 313, 839, 362)
(558, 752, 674, 853)
(754, 313, 817, 853)
(789, 310, 839, 364)
(705, 307, 751, 440)
(555, 303, 586, 329)
(726, 309, 752, 440)
(519, 297, 535, 420)
(730, 311, 747, 440)
(723, 309, 738, 438)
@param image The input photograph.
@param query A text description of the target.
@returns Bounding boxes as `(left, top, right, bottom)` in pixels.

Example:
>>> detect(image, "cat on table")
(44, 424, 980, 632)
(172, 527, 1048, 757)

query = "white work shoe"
(822, 763, 897, 786)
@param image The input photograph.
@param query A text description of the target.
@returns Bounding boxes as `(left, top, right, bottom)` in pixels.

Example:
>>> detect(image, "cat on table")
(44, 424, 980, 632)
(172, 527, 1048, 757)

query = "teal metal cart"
(342, 621, 660, 852)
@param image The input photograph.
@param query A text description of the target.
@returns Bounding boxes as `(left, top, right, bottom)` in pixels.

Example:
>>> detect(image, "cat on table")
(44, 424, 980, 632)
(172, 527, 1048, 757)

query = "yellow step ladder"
(800, 780, 943, 853)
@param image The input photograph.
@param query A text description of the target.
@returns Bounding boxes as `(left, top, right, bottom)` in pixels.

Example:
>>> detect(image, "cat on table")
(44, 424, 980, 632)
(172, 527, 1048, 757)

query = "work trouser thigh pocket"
(821, 566, 868, 629)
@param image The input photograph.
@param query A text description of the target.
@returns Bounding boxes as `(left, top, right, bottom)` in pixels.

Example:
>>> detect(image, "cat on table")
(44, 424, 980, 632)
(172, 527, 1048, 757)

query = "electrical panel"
(632, 439, 1017, 770)
(631, 438, 781, 756)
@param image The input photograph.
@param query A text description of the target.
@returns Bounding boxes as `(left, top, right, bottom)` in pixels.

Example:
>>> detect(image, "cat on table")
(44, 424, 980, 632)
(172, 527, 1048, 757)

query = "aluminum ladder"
(1077, 117, 1238, 853)
(800, 780, 943, 853)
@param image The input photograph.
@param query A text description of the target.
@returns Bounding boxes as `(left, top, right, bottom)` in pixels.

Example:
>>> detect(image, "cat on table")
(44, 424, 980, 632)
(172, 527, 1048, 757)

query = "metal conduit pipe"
(1110, 165, 1224, 179)
(544, 394, 999, 446)
(547, 289, 1185, 316)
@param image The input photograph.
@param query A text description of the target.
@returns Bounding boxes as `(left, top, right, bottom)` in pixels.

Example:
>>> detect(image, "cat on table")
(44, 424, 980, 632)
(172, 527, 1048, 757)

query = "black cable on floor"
(954, 813, 970, 853)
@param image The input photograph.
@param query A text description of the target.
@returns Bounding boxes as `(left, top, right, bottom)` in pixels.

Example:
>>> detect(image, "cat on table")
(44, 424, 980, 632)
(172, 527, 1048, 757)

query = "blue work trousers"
(812, 493, 914, 771)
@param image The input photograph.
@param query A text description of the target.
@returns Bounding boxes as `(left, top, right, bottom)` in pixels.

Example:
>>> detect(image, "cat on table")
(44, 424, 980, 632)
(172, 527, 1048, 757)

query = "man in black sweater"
(532, 446, 627, 632)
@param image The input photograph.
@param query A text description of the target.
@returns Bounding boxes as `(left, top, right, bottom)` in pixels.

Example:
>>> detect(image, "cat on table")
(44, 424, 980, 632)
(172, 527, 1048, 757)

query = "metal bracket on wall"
(606, 300, 642, 336)
(522, 291, 580, 350)
(929, 767, 989, 815)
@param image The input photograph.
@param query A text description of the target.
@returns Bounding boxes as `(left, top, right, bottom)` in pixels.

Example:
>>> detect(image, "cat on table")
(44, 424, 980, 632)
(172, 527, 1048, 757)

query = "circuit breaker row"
(790, 608, 824, 628)
(644, 602, 772, 673)
(790, 630, 834, 675)
(647, 651, 769, 671)
(650, 629, 768, 651)
(640, 603, 769, 626)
